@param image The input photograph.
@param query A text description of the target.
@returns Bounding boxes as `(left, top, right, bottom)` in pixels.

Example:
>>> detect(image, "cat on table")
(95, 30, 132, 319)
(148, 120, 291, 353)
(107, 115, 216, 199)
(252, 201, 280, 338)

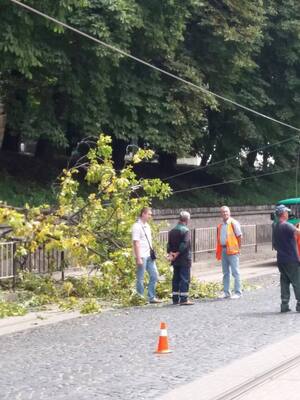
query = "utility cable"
(172, 166, 296, 195)
(163, 134, 299, 181)
(9, 0, 300, 136)
(9, 0, 300, 196)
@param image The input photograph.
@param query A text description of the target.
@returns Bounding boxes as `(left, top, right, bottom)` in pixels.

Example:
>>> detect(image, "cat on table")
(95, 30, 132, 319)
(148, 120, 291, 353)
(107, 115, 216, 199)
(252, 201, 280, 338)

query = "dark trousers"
(172, 264, 191, 304)
(277, 262, 300, 304)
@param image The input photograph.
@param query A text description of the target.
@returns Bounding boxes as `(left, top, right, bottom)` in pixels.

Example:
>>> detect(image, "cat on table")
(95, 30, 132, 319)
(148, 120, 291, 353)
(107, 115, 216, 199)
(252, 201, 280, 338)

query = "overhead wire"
(9, 0, 300, 136)
(9, 0, 300, 195)
(162, 134, 299, 181)
(172, 167, 297, 195)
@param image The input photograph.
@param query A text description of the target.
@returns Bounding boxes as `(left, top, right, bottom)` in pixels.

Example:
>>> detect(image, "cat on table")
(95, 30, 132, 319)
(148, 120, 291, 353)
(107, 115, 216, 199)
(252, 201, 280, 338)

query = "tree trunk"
(246, 150, 257, 169)
(35, 138, 55, 160)
(111, 137, 128, 170)
(200, 152, 210, 167)
(158, 152, 177, 170)
(1, 130, 20, 152)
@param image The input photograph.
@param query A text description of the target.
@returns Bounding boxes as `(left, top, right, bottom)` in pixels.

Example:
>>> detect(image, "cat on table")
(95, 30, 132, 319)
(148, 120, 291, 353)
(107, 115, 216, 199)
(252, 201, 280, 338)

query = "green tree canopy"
(1, 0, 300, 182)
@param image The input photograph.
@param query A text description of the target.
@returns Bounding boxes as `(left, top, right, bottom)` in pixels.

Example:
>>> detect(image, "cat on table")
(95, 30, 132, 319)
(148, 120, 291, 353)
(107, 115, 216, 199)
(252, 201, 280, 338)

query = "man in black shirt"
(273, 204, 300, 312)
(167, 211, 194, 306)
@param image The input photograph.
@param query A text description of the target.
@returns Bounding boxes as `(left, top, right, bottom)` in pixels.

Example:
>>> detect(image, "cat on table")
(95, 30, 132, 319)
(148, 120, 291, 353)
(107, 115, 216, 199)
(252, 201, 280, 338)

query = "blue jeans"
(222, 249, 241, 295)
(136, 257, 158, 300)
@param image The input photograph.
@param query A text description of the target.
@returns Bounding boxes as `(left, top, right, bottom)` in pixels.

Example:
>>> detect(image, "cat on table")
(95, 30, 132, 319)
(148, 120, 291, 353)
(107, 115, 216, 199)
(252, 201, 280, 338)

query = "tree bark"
(1, 130, 20, 152)
(35, 138, 55, 160)
(111, 137, 128, 170)
(158, 152, 177, 170)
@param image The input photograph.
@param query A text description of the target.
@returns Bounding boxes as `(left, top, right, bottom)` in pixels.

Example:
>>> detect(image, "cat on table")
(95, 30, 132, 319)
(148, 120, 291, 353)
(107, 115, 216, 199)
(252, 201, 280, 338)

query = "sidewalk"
(192, 243, 277, 282)
(158, 332, 300, 400)
(0, 307, 81, 337)
(0, 245, 277, 337)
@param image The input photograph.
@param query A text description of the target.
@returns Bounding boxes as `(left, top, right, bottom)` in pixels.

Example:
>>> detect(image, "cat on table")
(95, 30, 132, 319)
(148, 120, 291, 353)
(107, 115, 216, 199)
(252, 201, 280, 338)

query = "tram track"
(211, 352, 300, 400)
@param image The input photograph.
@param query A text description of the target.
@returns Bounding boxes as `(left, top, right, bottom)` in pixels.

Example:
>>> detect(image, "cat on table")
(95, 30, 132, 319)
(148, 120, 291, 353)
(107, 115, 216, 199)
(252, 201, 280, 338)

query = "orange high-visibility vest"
(297, 235, 300, 257)
(216, 220, 240, 260)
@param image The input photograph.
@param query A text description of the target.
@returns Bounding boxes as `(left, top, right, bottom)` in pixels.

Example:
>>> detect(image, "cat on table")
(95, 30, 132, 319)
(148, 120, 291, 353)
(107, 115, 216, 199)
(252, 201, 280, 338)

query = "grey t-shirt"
(273, 221, 299, 264)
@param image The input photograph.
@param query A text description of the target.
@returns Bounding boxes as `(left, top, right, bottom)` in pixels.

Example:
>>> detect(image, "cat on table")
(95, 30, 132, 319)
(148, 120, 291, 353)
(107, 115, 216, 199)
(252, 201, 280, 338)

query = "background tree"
(184, 0, 266, 180)
(1, 0, 300, 192)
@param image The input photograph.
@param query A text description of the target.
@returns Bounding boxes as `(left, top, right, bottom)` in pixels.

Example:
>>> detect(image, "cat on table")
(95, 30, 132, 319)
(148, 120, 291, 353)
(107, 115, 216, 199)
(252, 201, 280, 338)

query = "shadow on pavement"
(240, 311, 288, 318)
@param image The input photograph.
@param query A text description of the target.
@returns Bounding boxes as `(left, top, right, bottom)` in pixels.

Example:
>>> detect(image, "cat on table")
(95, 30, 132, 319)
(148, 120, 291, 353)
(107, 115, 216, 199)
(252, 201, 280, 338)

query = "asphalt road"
(2, 277, 300, 400)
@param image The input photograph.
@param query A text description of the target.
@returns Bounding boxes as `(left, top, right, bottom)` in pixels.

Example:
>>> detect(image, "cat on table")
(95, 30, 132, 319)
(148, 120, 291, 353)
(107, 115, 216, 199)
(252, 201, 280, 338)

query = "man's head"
(275, 204, 291, 221)
(179, 211, 191, 225)
(140, 206, 152, 222)
(221, 206, 231, 222)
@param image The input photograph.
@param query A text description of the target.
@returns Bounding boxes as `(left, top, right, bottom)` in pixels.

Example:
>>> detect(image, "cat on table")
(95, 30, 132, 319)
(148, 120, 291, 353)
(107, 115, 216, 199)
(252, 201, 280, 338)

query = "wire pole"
(296, 146, 300, 197)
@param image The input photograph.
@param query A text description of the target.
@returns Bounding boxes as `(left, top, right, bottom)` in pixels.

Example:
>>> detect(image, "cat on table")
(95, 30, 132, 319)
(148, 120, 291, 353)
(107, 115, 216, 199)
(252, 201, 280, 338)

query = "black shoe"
(281, 304, 291, 313)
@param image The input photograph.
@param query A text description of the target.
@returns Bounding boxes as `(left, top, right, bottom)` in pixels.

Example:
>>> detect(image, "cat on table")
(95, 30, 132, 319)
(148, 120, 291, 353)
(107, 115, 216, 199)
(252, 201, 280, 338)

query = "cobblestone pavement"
(2, 278, 300, 400)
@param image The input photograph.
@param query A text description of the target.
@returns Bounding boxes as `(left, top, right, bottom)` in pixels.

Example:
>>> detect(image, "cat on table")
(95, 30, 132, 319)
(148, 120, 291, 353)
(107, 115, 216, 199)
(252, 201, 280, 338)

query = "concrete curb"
(0, 309, 81, 337)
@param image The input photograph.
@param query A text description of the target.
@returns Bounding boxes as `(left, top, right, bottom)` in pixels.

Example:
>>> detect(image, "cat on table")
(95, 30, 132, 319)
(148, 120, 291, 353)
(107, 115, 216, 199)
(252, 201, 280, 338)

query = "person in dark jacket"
(273, 204, 300, 312)
(167, 211, 194, 305)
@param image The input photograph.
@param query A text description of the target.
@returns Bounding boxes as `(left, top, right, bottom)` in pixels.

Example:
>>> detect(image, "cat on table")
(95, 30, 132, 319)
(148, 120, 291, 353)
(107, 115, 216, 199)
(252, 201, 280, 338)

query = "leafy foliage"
(0, 301, 27, 318)
(0, 134, 171, 301)
(80, 298, 101, 314)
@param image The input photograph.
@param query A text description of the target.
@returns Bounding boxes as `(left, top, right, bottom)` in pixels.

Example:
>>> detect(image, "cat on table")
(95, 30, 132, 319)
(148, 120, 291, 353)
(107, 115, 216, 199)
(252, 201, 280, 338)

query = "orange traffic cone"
(155, 322, 172, 354)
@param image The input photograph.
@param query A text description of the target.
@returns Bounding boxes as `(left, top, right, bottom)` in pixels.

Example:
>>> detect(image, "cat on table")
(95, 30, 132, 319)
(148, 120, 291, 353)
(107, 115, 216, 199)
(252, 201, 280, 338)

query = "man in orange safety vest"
(216, 206, 242, 299)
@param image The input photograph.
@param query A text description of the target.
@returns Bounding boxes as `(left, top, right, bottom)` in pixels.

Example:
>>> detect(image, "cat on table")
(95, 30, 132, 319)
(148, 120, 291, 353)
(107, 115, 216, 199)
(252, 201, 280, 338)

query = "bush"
(80, 298, 101, 314)
(0, 301, 27, 318)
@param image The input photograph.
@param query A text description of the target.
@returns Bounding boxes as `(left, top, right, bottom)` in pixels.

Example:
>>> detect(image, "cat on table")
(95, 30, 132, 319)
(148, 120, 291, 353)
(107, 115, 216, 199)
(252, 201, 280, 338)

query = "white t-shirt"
(132, 219, 152, 258)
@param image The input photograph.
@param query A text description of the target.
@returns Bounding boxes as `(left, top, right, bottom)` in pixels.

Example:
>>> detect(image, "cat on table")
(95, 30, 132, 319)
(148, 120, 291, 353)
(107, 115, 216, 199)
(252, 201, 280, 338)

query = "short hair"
(221, 205, 230, 212)
(140, 206, 152, 217)
(179, 211, 191, 222)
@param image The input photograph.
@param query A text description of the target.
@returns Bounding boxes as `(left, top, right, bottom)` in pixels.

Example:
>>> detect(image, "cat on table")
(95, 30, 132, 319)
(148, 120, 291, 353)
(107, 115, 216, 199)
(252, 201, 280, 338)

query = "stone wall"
(153, 205, 274, 229)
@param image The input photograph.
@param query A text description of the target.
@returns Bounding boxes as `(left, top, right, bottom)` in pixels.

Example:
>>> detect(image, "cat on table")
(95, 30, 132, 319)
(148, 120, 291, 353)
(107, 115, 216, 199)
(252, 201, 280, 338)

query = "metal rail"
(212, 353, 300, 400)
(158, 223, 272, 260)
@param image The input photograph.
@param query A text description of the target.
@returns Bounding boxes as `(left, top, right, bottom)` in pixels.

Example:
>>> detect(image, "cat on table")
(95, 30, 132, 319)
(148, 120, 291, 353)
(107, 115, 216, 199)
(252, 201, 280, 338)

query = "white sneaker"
(231, 293, 241, 300)
(218, 292, 231, 299)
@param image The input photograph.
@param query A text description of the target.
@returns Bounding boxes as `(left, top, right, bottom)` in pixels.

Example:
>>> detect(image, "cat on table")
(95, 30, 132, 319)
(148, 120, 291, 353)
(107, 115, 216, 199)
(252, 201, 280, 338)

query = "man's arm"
(167, 231, 171, 254)
(232, 220, 242, 249)
(133, 240, 143, 266)
(295, 223, 300, 236)
(167, 231, 179, 261)
(178, 230, 190, 254)
(132, 223, 143, 266)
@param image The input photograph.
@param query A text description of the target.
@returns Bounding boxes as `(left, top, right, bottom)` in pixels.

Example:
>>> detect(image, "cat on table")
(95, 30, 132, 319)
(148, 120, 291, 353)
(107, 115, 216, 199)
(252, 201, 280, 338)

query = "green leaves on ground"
(0, 301, 27, 318)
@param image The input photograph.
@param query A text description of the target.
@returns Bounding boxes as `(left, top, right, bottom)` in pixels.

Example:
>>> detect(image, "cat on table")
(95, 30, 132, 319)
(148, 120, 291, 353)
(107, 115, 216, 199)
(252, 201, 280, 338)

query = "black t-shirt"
(273, 221, 299, 264)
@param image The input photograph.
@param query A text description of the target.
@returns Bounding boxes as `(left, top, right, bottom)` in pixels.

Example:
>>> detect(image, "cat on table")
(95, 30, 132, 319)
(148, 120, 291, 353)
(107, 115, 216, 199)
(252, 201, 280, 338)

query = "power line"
(172, 166, 296, 195)
(9, 0, 300, 197)
(163, 135, 299, 181)
(9, 0, 300, 136)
